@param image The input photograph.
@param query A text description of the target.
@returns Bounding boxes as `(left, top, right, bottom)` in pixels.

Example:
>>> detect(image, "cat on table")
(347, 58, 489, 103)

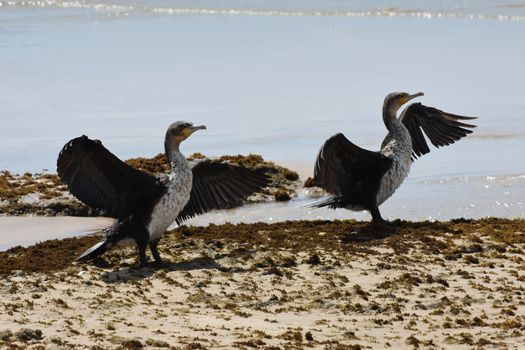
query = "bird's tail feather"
(76, 221, 130, 263)
(76, 240, 110, 263)
(307, 196, 341, 209)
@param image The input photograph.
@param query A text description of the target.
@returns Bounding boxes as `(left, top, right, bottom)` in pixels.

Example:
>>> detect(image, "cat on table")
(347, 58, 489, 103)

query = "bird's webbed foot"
(370, 207, 391, 226)
(149, 240, 167, 267)
(136, 256, 150, 269)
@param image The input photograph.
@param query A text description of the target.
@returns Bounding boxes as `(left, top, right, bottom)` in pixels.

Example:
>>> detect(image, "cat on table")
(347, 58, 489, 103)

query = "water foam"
(1, 0, 525, 21)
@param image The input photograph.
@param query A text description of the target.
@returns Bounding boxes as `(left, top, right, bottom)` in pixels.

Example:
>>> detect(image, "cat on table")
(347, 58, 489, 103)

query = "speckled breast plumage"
(376, 122, 413, 207)
(146, 153, 192, 242)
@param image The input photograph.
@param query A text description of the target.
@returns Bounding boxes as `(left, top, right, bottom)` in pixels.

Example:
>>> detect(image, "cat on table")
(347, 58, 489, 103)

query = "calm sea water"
(1, 0, 524, 225)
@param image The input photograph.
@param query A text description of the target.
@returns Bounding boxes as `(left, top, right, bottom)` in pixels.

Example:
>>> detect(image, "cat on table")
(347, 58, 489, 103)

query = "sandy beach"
(2, 1, 525, 349)
(1, 219, 524, 349)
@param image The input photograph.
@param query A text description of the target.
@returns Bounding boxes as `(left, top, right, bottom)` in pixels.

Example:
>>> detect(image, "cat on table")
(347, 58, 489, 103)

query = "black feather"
(400, 103, 476, 160)
(175, 160, 270, 225)
(313, 133, 392, 211)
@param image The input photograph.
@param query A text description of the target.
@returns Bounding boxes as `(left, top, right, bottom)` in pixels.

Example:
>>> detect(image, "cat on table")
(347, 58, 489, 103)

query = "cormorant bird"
(57, 122, 269, 266)
(313, 92, 476, 223)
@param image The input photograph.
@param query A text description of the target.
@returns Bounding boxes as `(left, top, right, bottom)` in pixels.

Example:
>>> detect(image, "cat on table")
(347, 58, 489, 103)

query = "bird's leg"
(132, 230, 150, 267)
(128, 221, 152, 268)
(149, 240, 164, 266)
(136, 240, 149, 267)
(370, 207, 387, 224)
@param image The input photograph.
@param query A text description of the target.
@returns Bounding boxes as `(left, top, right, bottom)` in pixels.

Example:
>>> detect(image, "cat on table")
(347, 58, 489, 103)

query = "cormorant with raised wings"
(57, 122, 269, 266)
(313, 92, 476, 223)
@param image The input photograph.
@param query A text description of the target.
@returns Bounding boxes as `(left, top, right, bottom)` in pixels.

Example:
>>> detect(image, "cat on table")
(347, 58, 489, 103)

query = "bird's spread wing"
(57, 136, 166, 220)
(314, 133, 392, 199)
(400, 103, 476, 160)
(175, 160, 270, 225)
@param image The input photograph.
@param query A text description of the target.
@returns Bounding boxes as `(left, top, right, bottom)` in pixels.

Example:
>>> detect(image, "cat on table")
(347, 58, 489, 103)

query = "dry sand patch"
(1, 219, 524, 349)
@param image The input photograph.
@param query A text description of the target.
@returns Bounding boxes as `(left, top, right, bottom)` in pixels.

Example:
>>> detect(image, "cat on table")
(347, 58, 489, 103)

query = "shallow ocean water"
(0, 0, 524, 247)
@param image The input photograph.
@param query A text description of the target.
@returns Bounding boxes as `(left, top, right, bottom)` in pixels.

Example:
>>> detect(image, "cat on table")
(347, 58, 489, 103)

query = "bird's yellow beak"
(400, 92, 424, 105)
(182, 125, 206, 138)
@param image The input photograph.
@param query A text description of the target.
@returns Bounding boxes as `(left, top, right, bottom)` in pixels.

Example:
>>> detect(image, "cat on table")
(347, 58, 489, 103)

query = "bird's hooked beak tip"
(190, 125, 206, 132)
(401, 92, 424, 105)
(409, 92, 424, 99)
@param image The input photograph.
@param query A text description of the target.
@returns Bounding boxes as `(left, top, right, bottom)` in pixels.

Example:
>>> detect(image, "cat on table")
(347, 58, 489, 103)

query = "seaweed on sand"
(1, 217, 524, 275)
(0, 153, 300, 215)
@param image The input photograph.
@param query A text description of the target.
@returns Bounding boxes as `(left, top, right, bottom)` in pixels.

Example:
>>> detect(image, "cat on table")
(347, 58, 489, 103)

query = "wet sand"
(0, 216, 114, 251)
(1, 218, 524, 349)
(0, 152, 304, 250)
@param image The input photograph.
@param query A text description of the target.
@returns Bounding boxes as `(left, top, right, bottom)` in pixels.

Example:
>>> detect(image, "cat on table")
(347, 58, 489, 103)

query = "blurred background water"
(1, 0, 524, 224)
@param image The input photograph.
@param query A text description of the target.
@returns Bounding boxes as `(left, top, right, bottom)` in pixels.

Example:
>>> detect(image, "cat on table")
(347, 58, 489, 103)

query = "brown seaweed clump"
(274, 189, 292, 201)
(214, 154, 298, 181)
(303, 177, 316, 188)
(0, 171, 95, 216)
(126, 152, 299, 185)
(212, 154, 300, 201)
(0, 235, 99, 275)
(0, 171, 64, 201)
(2, 217, 525, 348)
(1, 217, 524, 276)
(125, 153, 171, 175)
(0, 153, 300, 216)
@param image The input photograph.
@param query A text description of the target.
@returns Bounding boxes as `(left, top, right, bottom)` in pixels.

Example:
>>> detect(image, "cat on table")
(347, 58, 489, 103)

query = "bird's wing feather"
(400, 103, 476, 160)
(175, 160, 270, 225)
(57, 136, 166, 220)
(313, 133, 392, 200)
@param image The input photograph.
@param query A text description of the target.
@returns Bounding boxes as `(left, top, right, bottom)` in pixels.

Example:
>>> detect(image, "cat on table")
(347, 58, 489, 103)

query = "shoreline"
(1, 218, 524, 348)
(0, 153, 304, 218)
(2, 217, 524, 275)
(0, 216, 114, 251)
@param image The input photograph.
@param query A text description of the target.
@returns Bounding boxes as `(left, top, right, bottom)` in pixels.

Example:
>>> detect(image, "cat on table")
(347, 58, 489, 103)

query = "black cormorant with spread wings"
(57, 122, 269, 266)
(313, 92, 476, 223)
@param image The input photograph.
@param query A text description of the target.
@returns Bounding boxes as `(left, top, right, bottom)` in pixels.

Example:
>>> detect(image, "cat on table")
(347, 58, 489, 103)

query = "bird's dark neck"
(164, 141, 185, 169)
(382, 106, 399, 131)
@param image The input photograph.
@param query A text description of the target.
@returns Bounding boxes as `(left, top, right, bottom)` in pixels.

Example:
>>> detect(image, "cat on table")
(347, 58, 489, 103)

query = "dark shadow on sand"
(341, 220, 453, 243)
(100, 257, 247, 283)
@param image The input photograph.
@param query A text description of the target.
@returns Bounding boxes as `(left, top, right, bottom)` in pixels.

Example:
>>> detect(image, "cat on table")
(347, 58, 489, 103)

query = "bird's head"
(165, 121, 206, 154)
(167, 121, 206, 141)
(383, 92, 424, 116)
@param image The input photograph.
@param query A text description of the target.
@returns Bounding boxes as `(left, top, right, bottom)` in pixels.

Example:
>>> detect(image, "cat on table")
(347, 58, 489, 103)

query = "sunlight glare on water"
(0, 0, 524, 228)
